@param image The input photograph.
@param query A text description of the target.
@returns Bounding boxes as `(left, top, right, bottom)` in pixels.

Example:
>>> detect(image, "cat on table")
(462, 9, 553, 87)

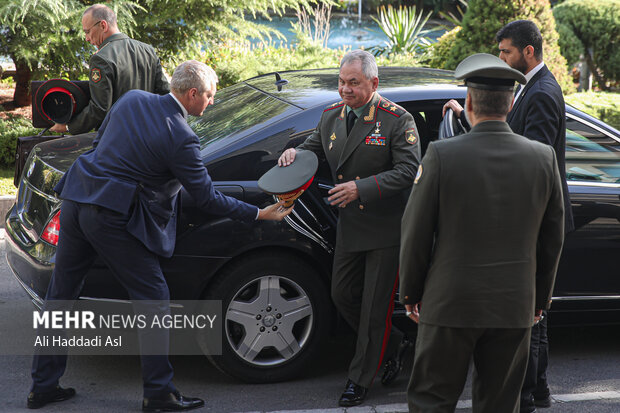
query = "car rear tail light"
(41, 210, 61, 245)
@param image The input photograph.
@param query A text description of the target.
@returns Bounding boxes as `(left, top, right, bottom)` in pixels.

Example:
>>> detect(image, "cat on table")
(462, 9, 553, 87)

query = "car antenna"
(274, 72, 288, 92)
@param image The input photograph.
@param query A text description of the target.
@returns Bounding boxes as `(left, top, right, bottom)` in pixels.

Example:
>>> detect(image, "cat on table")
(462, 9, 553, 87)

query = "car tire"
(200, 253, 331, 383)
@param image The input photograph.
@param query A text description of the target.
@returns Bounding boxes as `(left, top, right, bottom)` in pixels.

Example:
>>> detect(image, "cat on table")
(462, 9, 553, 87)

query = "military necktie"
(347, 110, 357, 136)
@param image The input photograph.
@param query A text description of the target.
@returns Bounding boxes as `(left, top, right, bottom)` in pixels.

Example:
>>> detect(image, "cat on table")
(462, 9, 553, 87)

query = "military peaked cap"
(33, 79, 89, 126)
(455, 53, 526, 91)
(258, 150, 319, 207)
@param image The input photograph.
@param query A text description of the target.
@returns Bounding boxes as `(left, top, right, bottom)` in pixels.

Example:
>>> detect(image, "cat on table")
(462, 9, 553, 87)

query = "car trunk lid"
(13, 133, 95, 242)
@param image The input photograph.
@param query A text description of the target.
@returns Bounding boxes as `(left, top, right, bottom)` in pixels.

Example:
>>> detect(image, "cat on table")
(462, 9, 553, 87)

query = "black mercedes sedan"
(6, 67, 620, 383)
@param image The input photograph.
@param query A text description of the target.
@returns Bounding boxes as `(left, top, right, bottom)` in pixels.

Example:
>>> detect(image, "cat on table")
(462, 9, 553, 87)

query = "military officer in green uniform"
(399, 53, 565, 413)
(279, 50, 420, 407)
(50, 4, 169, 135)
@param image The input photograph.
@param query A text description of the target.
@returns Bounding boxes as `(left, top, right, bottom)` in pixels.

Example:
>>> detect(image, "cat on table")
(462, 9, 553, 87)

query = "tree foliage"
(119, 0, 317, 68)
(423, 26, 461, 69)
(0, 0, 316, 106)
(442, 0, 574, 94)
(0, 0, 145, 105)
(553, 0, 620, 90)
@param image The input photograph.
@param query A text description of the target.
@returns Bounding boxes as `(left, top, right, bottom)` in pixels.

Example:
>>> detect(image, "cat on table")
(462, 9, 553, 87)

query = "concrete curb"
(0, 195, 15, 229)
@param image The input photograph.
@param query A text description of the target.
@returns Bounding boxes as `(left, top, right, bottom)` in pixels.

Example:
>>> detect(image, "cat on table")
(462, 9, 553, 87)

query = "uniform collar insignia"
(362, 93, 380, 123)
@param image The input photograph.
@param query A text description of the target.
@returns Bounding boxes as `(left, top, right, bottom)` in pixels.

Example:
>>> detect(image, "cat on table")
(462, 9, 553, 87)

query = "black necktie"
(347, 110, 357, 136)
(514, 84, 522, 97)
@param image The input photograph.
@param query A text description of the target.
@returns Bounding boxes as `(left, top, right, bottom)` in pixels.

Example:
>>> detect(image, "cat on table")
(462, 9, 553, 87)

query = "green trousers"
(332, 245, 403, 388)
(408, 323, 531, 413)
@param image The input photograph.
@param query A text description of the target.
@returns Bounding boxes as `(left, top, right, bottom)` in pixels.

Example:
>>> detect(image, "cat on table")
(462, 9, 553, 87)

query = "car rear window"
(188, 83, 298, 154)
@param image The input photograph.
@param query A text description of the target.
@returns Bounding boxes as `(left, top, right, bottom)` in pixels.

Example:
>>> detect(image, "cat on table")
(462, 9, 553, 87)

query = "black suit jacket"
(507, 64, 574, 233)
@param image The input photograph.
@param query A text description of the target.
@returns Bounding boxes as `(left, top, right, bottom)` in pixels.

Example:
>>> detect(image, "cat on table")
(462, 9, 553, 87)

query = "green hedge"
(0, 167, 16, 196)
(192, 40, 422, 89)
(553, 0, 620, 88)
(565, 92, 620, 130)
(201, 41, 345, 89)
(423, 26, 460, 69)
(0, 113, 40, 169)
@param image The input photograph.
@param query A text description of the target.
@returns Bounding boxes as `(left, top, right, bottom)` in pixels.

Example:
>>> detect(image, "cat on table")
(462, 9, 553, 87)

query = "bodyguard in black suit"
(28, 61, 290, 411)
(401, 53, 565, 413)
(497, 21, 573, 234)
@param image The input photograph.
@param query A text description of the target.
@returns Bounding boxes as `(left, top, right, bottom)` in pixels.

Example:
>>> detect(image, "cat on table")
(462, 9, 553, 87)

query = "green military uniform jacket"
(399, 121, 565, 328)
(299, 92, 420, 252)
(68, 33, 170, 135)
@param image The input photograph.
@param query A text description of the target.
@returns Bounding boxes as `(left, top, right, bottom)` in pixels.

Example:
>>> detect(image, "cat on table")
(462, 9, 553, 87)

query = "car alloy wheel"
(202, 253, 331, 383)
(225, 275, 313, 365)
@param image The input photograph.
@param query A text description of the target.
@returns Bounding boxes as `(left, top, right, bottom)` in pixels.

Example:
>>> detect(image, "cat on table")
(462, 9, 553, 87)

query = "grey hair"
(468, 87, 513, 118)
(340, 50, 378, 80)
(170, 60, 218, 94)
(83, 4, 117, 28)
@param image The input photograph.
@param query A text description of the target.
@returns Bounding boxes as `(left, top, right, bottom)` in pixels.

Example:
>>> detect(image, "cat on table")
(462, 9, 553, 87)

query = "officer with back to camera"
(400, 53, 565, 413)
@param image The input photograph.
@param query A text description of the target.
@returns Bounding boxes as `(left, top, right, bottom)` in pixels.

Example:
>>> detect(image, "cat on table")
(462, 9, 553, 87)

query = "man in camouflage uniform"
(50, 4, 169, 135)
(279, 50, 420, 407)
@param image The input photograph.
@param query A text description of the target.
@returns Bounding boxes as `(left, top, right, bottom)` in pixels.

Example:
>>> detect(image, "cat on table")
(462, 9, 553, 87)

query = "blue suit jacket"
(55, 90, 258, 257)
(507, 65, 574, 233)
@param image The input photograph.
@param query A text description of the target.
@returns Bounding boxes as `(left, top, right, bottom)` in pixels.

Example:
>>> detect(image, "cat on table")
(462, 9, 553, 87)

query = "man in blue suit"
(28, 60, 291, 411)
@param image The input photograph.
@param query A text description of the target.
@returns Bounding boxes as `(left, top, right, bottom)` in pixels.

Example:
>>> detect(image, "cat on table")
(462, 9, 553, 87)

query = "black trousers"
(521, 311, 550, 409)
(31, 200, 176, 398)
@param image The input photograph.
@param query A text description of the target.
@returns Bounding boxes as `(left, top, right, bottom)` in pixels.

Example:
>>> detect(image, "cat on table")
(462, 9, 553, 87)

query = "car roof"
(243, 67, 464, 109)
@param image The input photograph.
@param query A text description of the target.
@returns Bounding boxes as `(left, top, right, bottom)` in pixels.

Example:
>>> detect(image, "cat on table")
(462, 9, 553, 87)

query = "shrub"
(565, 92, 620, 130)
(193, 37, 425, 89)
(0, 113, 40, 168)
(443, 0, 575, 94)
(553, 0, 620, 90)
(0, 167, 17, 196)
(423, 26, 461, 69)
(199, 41, 347, 89)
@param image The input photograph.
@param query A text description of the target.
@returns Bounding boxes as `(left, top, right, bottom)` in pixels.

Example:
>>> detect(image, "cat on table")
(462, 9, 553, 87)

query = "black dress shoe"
(143, 391, 205, 412)
(27, 385, 76, 409)
(338, 379, 368, 407)
(534, 395, 552, 408)
(381, 336, 413, 385)
(520, 396, 537, 413)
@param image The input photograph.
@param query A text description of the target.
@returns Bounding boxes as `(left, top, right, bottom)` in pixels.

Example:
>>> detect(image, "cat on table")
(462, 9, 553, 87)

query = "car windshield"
(187, 83, 298, 155)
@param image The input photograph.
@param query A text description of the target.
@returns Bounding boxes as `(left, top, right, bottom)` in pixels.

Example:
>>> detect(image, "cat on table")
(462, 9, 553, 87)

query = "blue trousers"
(31, 200, 176, 398)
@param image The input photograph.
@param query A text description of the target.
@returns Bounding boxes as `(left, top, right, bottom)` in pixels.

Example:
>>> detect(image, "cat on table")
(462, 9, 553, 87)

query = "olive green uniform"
(299, 92, 420, 387)
(68, 33, 169, 135)
(399, 121, 565, 413)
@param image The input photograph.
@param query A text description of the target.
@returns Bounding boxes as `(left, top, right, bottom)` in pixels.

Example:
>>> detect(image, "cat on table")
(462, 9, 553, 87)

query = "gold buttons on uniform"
(337, 174, 343, 180)
(355, 176, 360, 180)
(405, 296, 409, 300)
(359, 205, 364, 210)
